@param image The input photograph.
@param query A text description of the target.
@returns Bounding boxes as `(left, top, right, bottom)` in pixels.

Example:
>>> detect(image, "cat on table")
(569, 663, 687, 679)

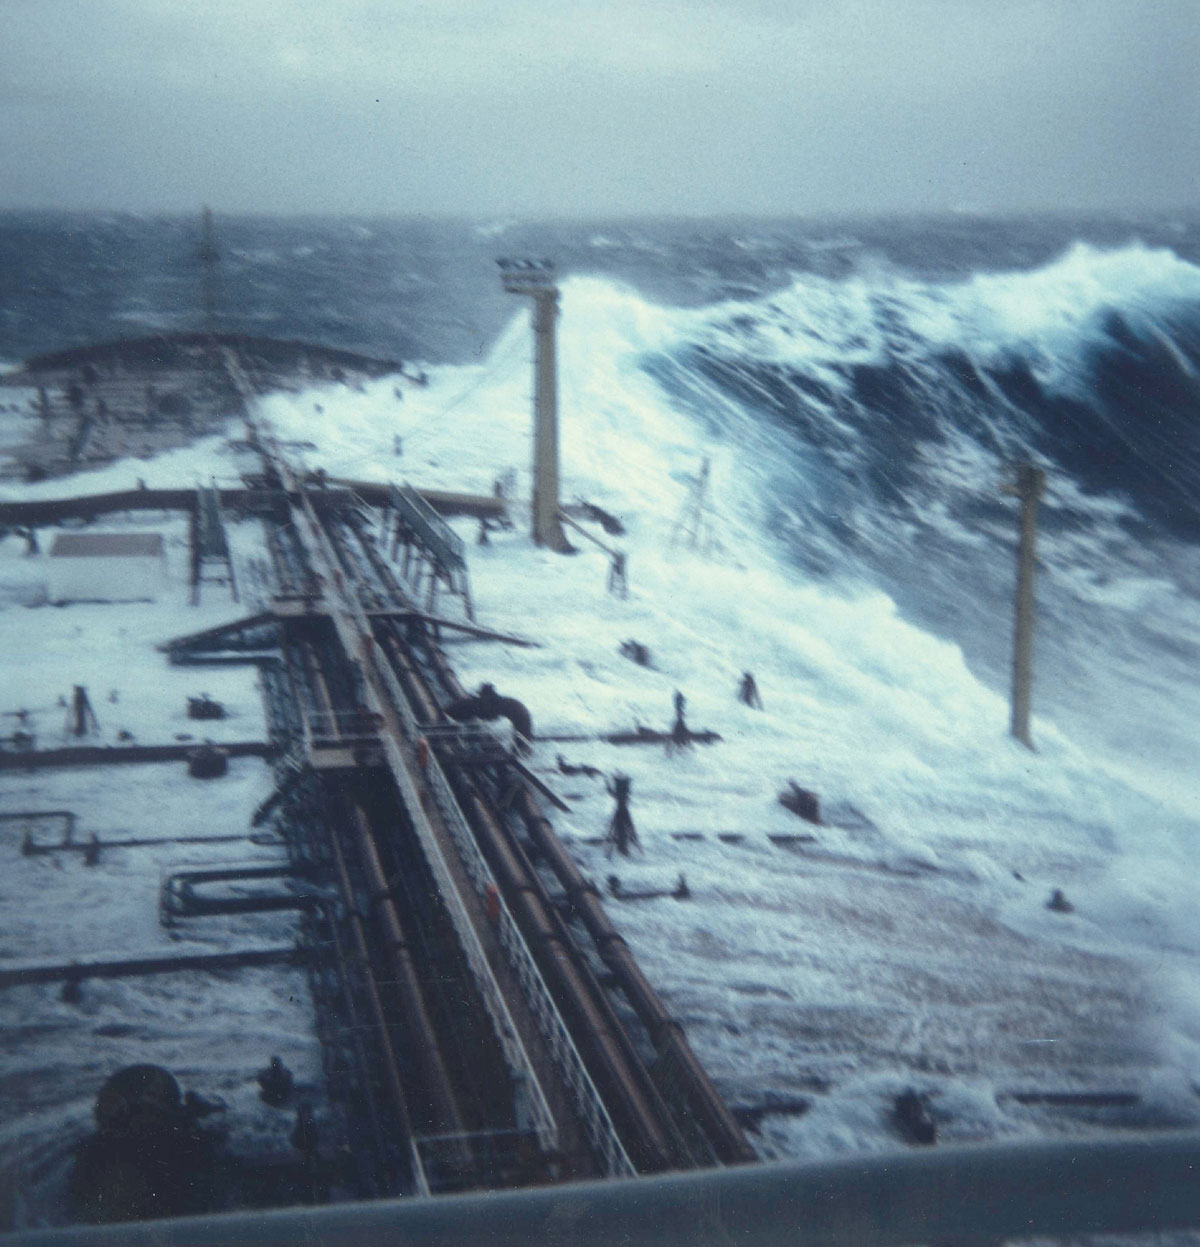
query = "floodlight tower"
(499, 258, 568, 551)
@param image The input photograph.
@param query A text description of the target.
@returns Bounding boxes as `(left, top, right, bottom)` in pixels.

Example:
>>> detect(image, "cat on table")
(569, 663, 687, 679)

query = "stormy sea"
(4, 209, 1200, 778)
(3, 209, 1200, 1219)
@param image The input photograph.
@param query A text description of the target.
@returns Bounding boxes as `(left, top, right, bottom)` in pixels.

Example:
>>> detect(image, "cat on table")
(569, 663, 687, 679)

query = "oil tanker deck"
(0, 326, 753, 1230)
(4, 271, 1200, 1247)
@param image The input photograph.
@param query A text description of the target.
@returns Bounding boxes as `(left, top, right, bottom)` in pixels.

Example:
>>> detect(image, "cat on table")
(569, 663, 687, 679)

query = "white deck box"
(47, 531, 167, 603)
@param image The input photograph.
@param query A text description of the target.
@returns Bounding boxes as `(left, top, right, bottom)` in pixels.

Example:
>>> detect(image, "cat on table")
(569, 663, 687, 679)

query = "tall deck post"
(499, 260, 568, 551)
(197, 205, 220, 337)
(1008, 462, 1045, 749)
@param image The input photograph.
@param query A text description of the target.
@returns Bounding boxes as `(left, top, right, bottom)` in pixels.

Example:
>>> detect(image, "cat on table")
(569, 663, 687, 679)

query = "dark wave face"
(647, 242, 1200, 545)
(617, 239, 1200, 772)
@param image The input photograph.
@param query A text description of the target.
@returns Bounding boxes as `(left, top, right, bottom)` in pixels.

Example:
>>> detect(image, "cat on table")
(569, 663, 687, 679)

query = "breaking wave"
(649, 241, 1200, 548)
(533, 248, 1200, 797)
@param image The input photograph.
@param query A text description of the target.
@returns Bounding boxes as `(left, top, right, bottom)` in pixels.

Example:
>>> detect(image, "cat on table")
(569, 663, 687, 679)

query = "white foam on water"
(682, 240, 1200, 396)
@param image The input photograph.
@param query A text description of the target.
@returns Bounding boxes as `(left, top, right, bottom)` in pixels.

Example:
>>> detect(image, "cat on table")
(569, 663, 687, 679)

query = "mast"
(197, 206, 220, 337)
(499, 259, 568, 551)
(1008, 462, 1045, 749)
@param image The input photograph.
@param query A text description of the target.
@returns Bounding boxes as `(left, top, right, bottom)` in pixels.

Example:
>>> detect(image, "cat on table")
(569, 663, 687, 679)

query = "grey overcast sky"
(1, 0, 1197, 217)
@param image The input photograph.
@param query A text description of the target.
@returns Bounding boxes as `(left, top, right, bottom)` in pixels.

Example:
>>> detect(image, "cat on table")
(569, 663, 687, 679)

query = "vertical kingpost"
(532, 284, 562, 550)
(1009, 461, 1046, 749)
(197, 206, 220, 338)
(499, 259, 568, 551)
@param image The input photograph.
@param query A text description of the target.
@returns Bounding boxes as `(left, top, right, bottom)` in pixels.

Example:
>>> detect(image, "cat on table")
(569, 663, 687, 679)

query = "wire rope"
(316, 330, 532, 477)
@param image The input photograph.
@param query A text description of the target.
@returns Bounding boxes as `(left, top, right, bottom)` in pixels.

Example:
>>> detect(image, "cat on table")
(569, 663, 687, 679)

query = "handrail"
(280, 485, 562, 1161)
(389, 482, 467, 573)
(423, 735, 635, 1178)
(302, 708, 382, 745)
(373, 649, 633, 1176)
(13, 1129, 1200, 1246)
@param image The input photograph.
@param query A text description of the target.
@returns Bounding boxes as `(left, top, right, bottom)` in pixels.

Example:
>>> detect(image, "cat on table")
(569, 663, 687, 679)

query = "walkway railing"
(372, 646, 634, 1177)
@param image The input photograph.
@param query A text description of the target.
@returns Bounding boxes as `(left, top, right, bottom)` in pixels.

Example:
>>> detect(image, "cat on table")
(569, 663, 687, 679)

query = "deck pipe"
(420, 638, 756, 1167)
(295, 637, 339, 722)
(0, 947, 297, 989)
(514, 791, 755, 1165)
(305, 894, 394, 1197)
(295, 596, 524, 1173)
(375, 626, 684, 1173)
(454, 779, 689, 1172)
(319, 508, 750, 1165)
(319, 511, 709, 1170)
(0, 485, 504, 530)
(0, 741, 273, 772)
(322, 805, 421, 1171)
(348, 801, 472, 1157)
(294, 629, 467, 1141)
(292, 624, 471, 1163)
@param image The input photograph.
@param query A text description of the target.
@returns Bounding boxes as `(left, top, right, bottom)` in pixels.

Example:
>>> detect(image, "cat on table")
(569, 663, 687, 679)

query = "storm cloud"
(0, 0, 1196, 216)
